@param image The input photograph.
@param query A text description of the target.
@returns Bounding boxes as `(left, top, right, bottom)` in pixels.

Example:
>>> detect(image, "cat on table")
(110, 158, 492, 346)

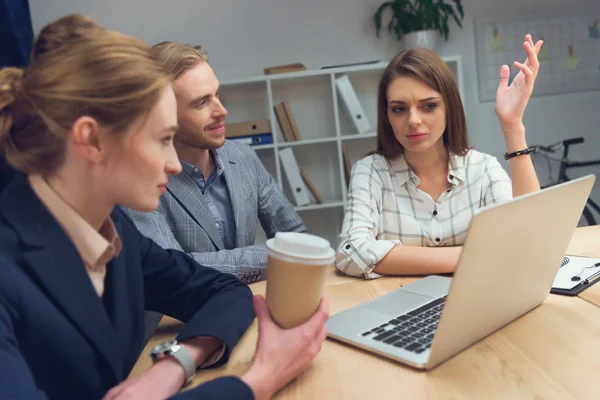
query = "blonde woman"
(0, 15, 327, 400)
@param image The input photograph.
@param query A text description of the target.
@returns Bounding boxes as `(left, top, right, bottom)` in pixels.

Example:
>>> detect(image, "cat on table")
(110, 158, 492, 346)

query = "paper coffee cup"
(265, 232, 335, 329)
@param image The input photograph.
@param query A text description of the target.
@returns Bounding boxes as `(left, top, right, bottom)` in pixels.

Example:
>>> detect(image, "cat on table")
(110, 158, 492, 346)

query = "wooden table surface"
(131, 226, 600, 399)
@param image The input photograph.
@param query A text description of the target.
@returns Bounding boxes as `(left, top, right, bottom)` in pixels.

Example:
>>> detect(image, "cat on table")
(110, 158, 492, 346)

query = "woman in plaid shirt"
(337, 34, 542, 279)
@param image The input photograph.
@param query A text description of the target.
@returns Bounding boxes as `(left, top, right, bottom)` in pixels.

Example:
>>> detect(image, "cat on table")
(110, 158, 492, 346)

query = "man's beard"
(175, 129, 222, 150)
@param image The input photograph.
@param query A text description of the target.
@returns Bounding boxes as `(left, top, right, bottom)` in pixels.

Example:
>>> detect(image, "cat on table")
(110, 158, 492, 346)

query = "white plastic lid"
(266, 232, 335, 263)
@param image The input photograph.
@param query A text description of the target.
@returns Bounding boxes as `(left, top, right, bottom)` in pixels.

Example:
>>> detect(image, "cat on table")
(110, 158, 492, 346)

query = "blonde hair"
(0, 14, 172, 175)
(151, 41, 208, 80)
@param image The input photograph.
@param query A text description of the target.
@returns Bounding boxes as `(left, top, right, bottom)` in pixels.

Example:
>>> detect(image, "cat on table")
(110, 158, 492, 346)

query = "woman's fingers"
(513, 61, 536, 90)
(306, 323, 329, 362)
(534, 39, 543, 55)
(253, 295, 276, 334)
(520, 35, 542, 69)
(514, 61, 534, 79)
(317, 323, 328, 344)
(303, 296, 330, 335)
(498, 64, 510, 91)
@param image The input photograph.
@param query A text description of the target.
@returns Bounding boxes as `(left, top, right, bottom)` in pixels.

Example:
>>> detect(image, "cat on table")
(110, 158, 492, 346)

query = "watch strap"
(170, 344, 196, 385)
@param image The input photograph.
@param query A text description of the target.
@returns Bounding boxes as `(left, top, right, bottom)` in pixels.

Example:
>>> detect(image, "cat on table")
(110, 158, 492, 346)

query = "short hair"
(375, 48, 469, 159)
(0, 14, 171, 175)
(151, 41, 209, 80)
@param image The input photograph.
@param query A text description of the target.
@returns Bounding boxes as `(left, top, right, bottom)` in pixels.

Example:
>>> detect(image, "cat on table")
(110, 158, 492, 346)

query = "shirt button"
(435, 238, 441, 243)
(433, 210, 438, 216)
(446, 189, 451, 193)
(449, 174, 454, 180)
(193, 167, 199, 173)
(215, 222, 220, 228)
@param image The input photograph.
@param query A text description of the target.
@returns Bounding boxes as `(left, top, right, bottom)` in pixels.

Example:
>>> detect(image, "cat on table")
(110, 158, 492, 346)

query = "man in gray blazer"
(126, 42, 305, 286)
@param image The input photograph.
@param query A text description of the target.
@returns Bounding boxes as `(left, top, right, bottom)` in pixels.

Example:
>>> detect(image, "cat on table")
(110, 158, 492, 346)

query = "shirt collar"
(388, 151, 466, 187)
(447, 152, 466, 184)
(180, 150, 224, 176)
(28, 174, 122, 269)
(388, 154, 418, 187)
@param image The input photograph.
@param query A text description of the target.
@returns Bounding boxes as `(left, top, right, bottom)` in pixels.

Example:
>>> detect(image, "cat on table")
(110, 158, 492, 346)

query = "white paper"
(552, 255, 600, 290)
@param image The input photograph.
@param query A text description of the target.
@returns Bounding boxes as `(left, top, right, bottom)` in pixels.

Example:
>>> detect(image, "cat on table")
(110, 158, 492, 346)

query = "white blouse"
(336, 150, 512, 279)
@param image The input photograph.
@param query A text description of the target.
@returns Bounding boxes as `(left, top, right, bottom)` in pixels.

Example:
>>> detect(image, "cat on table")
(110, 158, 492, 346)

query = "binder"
(274, 103, 296, 142)
(342, 144, 353, 187)
(228, 133, 273, 146)
(321, 60, 380, 69)
(264, 63, 307, 75)
(300, 169, 324, 204)
(335, 74, 371, 134)
(278, 148, 310, 206)
(225, 119, 271, 138)
(282, 101, 302, 141)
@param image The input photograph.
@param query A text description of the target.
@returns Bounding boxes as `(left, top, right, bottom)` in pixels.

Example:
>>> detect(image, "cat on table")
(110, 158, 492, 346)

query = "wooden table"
(132, 226, 600, 399)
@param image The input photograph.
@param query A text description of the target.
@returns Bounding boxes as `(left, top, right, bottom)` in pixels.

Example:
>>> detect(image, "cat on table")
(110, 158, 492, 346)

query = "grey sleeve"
(122, 207, 267, 282)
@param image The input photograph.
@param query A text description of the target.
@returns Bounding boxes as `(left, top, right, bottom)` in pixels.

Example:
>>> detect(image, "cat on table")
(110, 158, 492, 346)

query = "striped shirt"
(336, 149, 512, 279)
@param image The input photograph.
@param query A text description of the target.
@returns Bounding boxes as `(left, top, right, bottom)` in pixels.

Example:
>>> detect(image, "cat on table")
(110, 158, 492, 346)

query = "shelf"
(341, 132, 377, 141)
(221, 56, 461, 86)
(295, 201, 345, 212)
(220, 81, 268, 122)
(221, 55, 463, 250)
(271, 74, 334, 142)
(278, 136, 338, 148)
(252, 144, 275, 150)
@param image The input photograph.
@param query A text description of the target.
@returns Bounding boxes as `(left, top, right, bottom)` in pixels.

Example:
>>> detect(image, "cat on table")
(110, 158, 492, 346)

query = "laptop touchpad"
(364, 290, 435, 317)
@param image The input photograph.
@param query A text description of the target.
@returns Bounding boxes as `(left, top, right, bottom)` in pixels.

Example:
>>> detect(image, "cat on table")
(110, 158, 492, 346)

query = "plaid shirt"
(336, 150, 512, 279)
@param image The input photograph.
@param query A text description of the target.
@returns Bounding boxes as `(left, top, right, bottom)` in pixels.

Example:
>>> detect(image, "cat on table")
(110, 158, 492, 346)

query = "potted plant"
(374, 0, 465, 51)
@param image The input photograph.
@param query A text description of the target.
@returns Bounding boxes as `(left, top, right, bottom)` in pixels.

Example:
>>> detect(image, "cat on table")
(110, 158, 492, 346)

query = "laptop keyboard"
(360, 296, 447, 354)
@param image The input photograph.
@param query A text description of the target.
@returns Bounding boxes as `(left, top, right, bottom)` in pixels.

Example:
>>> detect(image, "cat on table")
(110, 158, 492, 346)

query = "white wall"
(29, 0, 600, 212)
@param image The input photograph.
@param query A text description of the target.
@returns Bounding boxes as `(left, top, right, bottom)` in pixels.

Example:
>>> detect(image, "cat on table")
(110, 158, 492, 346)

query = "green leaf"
(442, 14, 449, 40)
(372, 0, 465, 41)
(374, 2, 394, 38)
(452, 0, 464, 17)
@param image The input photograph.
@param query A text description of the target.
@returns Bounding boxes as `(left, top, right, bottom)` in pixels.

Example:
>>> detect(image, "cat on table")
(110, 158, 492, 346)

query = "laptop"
(326, 175, 595, 369)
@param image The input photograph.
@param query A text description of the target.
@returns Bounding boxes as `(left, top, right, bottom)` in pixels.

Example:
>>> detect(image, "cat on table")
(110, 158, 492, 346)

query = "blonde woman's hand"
(242, 295, 329, 400)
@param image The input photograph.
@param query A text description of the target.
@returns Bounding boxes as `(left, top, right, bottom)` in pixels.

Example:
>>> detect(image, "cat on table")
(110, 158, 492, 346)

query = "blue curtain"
(0, 0, 34, 68)
(0, 1, 31, 189)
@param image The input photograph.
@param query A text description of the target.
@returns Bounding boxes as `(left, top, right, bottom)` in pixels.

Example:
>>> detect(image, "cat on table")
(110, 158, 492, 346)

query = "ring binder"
(335, 75, 372, 134)
(278, 148, 310, 206)
(228, 133, 273, 146)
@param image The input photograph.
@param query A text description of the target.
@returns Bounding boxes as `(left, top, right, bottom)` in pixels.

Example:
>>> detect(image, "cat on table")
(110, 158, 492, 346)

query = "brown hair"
(151, 42, 208, 80)
(0, 14, 171, 175)
(375, 48, 469, 159)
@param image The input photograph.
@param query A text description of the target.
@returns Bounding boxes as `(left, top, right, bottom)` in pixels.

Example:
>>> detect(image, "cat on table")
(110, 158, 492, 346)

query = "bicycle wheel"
(578, 206, 596, 227)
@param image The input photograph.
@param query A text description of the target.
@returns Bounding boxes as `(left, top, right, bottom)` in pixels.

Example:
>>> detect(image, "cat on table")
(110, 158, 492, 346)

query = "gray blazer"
(125, 140, 306, 284)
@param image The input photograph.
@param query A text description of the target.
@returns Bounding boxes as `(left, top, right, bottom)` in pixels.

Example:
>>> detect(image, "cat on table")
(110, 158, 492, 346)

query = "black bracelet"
(504, 147, 536, 160)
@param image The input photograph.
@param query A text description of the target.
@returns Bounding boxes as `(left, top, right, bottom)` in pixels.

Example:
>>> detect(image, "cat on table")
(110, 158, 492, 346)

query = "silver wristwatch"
(150, 339, 196, 385)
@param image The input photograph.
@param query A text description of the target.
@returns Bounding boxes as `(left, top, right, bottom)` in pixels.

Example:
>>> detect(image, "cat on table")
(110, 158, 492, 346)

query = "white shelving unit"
(220, 57, 463, 246)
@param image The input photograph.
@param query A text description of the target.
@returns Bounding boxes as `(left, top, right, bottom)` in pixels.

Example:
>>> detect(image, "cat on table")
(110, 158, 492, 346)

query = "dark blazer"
(0, 174, 255, 399)
(0, 157, 17, 193)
